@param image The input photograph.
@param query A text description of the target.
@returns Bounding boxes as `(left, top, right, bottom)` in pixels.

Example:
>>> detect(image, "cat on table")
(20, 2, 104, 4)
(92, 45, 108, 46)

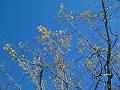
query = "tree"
(0, 60, 21, 90)
(56, 1, 120, 90)
(1, 0, 120, 90)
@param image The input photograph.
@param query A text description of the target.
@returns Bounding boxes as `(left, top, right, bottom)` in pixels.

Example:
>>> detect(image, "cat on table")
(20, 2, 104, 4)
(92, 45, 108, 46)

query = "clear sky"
(0, 0, 92, 89)
(0, 0, 119, 90)
(0, 0, 96, 42)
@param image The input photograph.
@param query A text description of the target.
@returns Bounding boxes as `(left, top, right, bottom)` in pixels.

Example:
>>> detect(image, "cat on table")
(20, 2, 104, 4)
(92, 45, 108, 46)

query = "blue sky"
(0, 0, 104, 90)
(0, 0, 96, 42)
(0, 0, 92, 89)
(0, 0, 119, 90)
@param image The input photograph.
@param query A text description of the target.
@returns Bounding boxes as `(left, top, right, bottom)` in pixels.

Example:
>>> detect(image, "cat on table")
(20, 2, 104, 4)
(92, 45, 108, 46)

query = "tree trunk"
(101, 0, 112, 90)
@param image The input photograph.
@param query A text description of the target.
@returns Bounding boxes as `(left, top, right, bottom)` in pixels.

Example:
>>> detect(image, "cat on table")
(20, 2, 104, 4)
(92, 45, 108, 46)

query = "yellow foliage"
(60, 3, 64, 11)
(41, 35, 48, 41)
